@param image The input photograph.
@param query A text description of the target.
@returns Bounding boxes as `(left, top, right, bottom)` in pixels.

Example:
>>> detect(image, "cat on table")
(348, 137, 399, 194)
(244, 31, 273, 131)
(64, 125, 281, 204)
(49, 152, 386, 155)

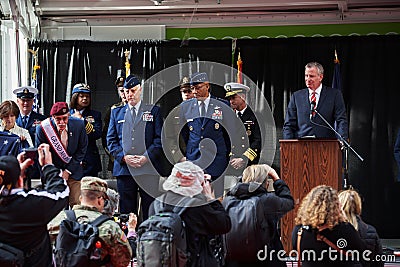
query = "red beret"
(50, 102, 69, 116)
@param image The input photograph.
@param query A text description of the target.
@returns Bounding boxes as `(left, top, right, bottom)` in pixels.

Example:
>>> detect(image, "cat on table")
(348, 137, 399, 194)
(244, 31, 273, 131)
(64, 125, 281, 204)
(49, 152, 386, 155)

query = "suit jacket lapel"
(134, 103, 142, 127)
(27, 115, 34, 128)
(191, 100, 201, 120)
(317, 85, 327, 111)
(203, 101, 215, 126)
(242, 107, 251, 122)
(301, 89, 311, 112)
(16, 115, 23, 127)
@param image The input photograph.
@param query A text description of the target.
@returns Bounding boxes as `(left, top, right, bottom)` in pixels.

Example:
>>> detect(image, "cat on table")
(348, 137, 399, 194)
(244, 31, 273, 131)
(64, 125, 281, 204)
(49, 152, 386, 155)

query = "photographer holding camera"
(147, 161, 231, 267)
(103, 187, 138, 258)
(0, 144, 69, 267)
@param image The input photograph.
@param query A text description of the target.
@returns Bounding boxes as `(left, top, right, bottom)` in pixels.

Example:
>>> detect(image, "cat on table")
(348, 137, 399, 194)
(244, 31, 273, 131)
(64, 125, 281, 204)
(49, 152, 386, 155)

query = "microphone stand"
(312, 109, 364, 189)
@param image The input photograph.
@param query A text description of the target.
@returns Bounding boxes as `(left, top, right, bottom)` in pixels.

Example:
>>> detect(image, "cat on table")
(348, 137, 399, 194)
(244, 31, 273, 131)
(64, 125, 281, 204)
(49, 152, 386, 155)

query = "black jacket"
(0, 164, 69, 267)
(223, 179, 294, 267)
(357, 216, 384, 267)
(292, 222, 366, 267)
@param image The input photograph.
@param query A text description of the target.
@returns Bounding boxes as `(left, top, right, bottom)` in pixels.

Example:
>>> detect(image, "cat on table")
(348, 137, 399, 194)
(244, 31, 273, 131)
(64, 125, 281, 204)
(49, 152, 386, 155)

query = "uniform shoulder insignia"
(111, 102, 124, 110)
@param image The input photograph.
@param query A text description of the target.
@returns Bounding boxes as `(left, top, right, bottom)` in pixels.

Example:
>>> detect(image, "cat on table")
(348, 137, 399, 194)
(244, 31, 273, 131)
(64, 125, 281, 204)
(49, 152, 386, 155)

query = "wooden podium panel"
(279, 139, 342, 253)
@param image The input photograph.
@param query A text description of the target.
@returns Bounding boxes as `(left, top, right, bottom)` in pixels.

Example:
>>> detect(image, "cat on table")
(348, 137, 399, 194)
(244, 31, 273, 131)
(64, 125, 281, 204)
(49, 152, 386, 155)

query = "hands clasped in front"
(124, 155, 148, 168)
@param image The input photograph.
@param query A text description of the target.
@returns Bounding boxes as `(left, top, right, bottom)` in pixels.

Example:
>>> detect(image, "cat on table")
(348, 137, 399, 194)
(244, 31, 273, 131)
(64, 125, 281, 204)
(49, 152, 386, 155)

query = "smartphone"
(23, 147, 38, 161)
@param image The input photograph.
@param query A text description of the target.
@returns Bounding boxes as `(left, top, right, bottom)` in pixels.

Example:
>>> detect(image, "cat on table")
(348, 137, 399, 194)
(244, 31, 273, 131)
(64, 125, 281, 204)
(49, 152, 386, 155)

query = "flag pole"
(124, 49, 131, 76)
(237, 51, 242, 84)
(28, 48, 41, 113)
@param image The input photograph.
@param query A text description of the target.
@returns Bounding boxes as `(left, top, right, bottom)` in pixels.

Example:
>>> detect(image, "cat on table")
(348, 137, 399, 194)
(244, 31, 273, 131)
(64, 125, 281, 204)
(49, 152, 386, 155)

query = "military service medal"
(142, 111, 154, 122)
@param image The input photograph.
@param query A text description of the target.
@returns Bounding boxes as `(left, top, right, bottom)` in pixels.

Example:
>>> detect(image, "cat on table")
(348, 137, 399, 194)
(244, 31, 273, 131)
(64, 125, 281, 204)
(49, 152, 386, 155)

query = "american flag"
(31, 76, 39, 112)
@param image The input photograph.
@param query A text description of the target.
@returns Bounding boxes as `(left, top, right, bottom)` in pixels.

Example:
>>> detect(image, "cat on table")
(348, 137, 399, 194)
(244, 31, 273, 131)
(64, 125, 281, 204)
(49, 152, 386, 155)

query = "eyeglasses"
(20, 99, 33, 102)
(53, 115, 69, 122)
(191, 83, 206, 91)
(98, 195, 109, 206)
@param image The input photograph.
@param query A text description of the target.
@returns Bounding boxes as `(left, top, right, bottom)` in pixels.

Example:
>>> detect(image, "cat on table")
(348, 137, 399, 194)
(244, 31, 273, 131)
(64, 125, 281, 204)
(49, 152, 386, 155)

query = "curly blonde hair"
(295, 185, 345, 229)
(338, 188, 362, 230)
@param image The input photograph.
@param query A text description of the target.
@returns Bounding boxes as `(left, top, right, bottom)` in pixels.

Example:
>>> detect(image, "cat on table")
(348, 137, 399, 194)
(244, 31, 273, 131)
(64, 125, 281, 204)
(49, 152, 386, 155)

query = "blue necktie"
(131, 107, 136, 123)
(200, 101, 206, 123)
(22, 116, 28, 128)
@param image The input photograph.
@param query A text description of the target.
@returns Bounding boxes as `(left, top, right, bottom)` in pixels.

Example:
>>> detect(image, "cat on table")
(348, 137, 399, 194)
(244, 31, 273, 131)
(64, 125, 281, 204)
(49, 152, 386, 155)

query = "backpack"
(136, 195, 194, 267)
(53, 210, 112, 267)
(222, 195, 269, 261)
(0, 241, 24, 267)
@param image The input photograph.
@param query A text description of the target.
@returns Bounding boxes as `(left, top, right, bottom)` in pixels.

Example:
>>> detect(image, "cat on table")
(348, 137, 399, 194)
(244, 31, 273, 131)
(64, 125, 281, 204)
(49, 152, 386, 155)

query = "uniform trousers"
(116, 174, 160, 220)
(67, 178, 81, 208)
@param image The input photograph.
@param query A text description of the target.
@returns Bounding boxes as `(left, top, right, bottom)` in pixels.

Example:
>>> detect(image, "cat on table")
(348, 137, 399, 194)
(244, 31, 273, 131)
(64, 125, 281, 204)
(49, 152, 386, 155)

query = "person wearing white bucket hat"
(149, 161, 231, 267)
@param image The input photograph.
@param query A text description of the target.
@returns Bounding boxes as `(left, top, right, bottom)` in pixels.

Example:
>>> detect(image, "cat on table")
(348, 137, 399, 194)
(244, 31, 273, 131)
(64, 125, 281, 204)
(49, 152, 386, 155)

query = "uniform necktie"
(22, 116, 28, 128)
(237, 111, 243, 119)
(200, 101, 205, 117)
(200, 101, 206, 122)
(131, 106, 136, 122)
(60, 130, 68, 148)
(310, 92, 317, 116)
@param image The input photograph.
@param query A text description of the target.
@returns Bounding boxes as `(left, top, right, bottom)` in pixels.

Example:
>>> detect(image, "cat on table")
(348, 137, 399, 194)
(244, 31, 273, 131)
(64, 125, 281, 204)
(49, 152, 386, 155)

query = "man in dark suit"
(180, 72, 237, 196)
(224, 82, 262, 170)
(69, 83, 102, 177)
(36, 102, 88, 207)
(13, 86, 47, 143)
(106, 74, 163, 219)
(283, 61, 348, 140)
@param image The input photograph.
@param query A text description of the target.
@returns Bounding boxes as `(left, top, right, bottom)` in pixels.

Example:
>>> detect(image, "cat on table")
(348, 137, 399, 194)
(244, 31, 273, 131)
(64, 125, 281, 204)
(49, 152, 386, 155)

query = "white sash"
(40, 118, 72, 164)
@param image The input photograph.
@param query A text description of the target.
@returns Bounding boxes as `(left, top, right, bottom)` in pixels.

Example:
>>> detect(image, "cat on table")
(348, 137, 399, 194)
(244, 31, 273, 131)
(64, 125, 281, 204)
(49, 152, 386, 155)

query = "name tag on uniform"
(187, 119, 193, 122)
(117, 120, 125, 123)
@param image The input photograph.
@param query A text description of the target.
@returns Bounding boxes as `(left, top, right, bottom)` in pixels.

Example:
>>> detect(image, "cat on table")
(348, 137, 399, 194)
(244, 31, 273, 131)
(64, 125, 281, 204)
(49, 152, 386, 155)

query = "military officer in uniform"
(107, 74, 163, 220)
(162, 76, 194, 168)
(224, 82, 262, 168)
(180, 72, 238, 197)
(102, 76, 127, 173)
(13, 86, 47, 143)
(48, 177, 132, 266)
(69, 83, 102, 177)
(13, 86, 47, 183)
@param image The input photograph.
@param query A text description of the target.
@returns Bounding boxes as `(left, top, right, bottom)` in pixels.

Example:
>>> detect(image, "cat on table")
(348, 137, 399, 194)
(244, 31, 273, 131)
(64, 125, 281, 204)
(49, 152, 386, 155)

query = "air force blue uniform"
(180, 96, 237, 179)
(106, 102, 163, 217)
(107, 103, 163, 177)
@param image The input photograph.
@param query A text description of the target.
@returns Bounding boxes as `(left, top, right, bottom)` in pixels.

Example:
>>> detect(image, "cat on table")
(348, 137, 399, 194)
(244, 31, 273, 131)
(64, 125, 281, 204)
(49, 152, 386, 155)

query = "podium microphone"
(310, 101, 316, 120)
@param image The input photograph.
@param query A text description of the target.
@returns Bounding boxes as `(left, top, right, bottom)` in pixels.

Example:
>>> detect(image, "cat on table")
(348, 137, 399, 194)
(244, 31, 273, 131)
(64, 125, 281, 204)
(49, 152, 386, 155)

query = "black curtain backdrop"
(29, 35, 400, 238)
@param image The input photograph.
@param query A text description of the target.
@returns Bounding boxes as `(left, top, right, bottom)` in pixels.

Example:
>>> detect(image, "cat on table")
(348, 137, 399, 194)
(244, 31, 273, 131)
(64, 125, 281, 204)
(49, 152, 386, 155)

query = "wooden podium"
(279, 139, 343, 253)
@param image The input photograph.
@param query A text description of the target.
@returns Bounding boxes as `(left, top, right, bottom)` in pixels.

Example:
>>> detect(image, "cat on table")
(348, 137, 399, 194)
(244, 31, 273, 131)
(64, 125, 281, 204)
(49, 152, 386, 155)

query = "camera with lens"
(23, 147, 38, 161)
